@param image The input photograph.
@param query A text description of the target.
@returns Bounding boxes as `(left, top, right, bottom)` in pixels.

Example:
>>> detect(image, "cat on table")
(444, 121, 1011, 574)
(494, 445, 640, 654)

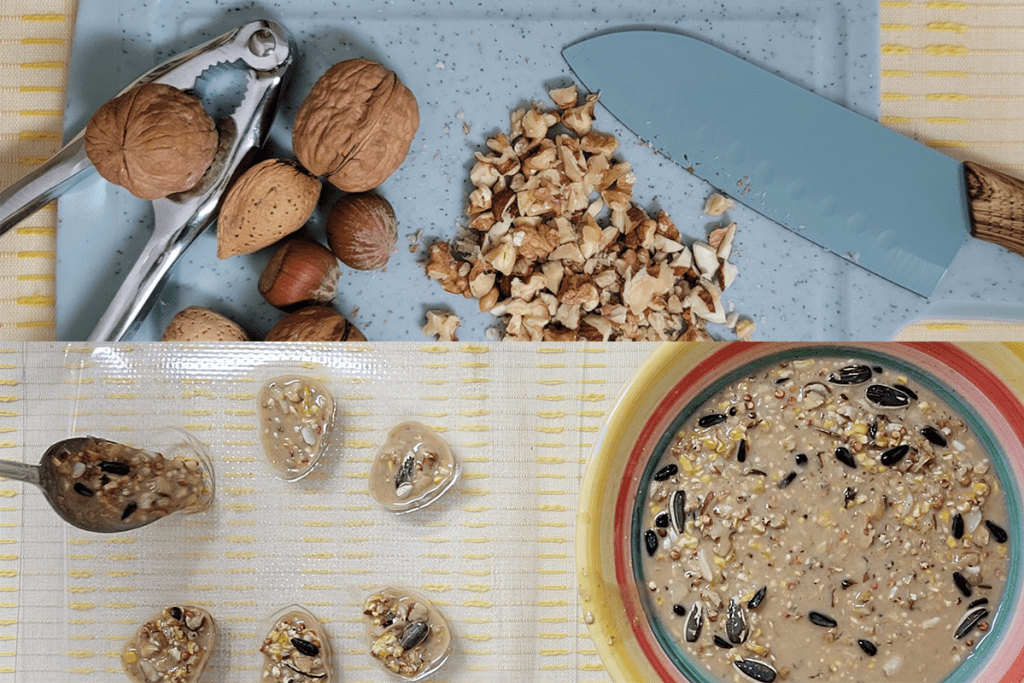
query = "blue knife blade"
(562, 30, 973, 297)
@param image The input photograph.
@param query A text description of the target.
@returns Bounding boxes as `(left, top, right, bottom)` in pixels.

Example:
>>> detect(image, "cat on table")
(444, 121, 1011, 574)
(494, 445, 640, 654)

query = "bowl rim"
(577, 342, 1024, 683)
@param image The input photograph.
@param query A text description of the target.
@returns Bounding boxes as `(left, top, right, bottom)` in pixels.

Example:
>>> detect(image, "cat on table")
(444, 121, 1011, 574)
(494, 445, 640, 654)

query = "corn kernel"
(123, 650, 139, 664)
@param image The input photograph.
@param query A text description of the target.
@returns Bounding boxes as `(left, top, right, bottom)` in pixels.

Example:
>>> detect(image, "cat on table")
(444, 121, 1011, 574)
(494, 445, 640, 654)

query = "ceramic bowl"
(577, 343, 1024, 683)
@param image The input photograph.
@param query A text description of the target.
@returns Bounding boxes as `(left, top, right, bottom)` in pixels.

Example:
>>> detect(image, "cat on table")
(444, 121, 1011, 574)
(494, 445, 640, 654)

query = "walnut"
(84, 82, 217, 200)
(422, 310, 461, 342)
(425, 242, 469, 295)
(703, 192, 735, 216)
(293, 59, 419, 192)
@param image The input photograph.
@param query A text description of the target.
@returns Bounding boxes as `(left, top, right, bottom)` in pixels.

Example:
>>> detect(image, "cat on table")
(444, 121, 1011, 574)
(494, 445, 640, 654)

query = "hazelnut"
(161, 306, 249, 341)
(265, 305, 366, 341)
(84, 82, 217, 200)
(326, 192, 398, 270)
(258, 239, 340, 310)
(292, 58, 419, 192)
(217, 159, 321, 259)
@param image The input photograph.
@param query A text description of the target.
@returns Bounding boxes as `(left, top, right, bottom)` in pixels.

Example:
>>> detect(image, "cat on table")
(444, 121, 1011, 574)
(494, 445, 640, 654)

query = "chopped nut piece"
(704, 192, 735, 216)
(735, 317, 756, 341)
(548, 84, 579, 110)
(422, 310, 461, 342)
(483, 243, 517, 275)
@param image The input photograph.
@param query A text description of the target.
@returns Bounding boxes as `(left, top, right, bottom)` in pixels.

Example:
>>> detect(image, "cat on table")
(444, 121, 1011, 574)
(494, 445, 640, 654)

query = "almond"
(216, 159, 321, 259)
(161, 306, 249, 341)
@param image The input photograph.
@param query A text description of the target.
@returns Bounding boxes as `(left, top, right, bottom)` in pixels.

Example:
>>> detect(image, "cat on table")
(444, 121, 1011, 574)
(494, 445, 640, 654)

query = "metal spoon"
(0, 434, 214, 533)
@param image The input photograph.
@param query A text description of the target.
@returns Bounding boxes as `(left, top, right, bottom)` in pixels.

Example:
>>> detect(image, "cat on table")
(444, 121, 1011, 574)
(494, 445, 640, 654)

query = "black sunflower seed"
(828, 365, 873, 385)
(968, 597, 989, 610)
(834, 447, 856, 469)
(714, 635, 734, 649)
(921, 426, 947, 447)
(866, 384, 912, 407)
(684, 602, 704, 642)
(857, 639, 878, 656)
(734, 658, 777, 683)
(894, 384, 918, 400)
(291, 636, 321, 656)
(654, 511, 669, 528)
(953, 571, 972, 598)
(807, 611, 837, 628)
(653, 464, 678, 481)
(726, 598, 748, 644)
(795, 452, 808, 466)
(168, 606, 183, 621)
(985, 520, 1008, 543)
(673, 604, 686, 616)
(698, 413, 728, 428)
(844, 487, 857, 506)
(955, 608, 989, 640)
(398, 621, 428, 650)
(644, 529, 658, 556)
(747, 586, 766, 610)
(952, 513, 964, 540)
(779, 471, 797, 489)
(880, 444, 910, 466)
(99, 461, 131, 475)
(841, 579, 855, 590)
(73, 482, 93, 497)
(736, 439, 747, 463)
(120, 501, 138, 520)
(670, 490, 686, 534)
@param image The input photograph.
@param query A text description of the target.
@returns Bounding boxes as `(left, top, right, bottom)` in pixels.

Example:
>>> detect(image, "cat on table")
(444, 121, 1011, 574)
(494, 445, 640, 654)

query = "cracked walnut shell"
(84, 82, 217, 200)
(293, 58, 419, 193)
(216, 159, 321, 259)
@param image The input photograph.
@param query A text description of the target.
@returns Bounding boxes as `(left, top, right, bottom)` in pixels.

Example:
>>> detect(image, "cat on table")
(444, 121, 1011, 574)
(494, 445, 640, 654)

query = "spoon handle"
(0, 460, 41, 486)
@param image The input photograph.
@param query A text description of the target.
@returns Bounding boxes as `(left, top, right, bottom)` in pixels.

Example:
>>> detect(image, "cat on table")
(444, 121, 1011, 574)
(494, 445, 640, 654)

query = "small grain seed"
(921, 426, 947, 447)
(808, 611, 838, 628)
(736, 439, 747, 463)
(73, 482, 94, 497)
(984, 520, 1008, 544)
(779, 471, 797, 489)
(698, 413, 728, 428)
(673, 604, 686, 616)
(121, 501, 138, 520)
(834, 447, 856, 469)
(795, 453, 808, 466)
(653, 464, 678, 481)
(654, 511, 669, 528)
(953, 571, 972, 598)
(952, 513, 964, 540)
(857, 639, 878, 656)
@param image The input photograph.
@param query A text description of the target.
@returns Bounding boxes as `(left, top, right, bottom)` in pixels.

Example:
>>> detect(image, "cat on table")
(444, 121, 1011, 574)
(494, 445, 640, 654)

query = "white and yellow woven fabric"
(2, 2, 1024, 339)
(0, 342, 655, 682)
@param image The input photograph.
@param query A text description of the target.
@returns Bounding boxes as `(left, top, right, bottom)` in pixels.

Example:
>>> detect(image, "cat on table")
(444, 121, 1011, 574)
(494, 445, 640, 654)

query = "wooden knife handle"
(965, 161, 1024, 256)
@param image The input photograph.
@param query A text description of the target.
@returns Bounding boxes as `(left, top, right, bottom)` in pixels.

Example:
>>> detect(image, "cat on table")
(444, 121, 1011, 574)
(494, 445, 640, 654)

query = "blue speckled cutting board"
(58, 0, 969, 341)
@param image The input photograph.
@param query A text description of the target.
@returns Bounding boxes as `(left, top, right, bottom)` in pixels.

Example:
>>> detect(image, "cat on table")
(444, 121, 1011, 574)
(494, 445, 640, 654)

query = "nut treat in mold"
(639, 356, 1011, 683)
(363, 587, 453, 680)
(43, 432, 214, 533)
(259, 604, 333, 683)
(369, 421, 459, 512)
(258, 376, 335, 481)
(121, 605, 216, 683)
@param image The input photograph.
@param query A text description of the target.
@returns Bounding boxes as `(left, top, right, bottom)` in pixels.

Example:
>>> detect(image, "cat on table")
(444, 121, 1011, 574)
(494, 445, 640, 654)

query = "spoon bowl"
(1, 430, 214, 533)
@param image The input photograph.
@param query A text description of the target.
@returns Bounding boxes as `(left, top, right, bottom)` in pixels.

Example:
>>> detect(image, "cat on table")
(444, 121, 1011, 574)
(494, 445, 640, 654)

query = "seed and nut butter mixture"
(369, 422, 459, 512)
(640, 357, 1011, 683)
(258, 376, 335, 480)
(363, 587, 453, 680)
(46, 436, 213, 532)
(121, 606, 216, 683)
(259, 605, 333, 683)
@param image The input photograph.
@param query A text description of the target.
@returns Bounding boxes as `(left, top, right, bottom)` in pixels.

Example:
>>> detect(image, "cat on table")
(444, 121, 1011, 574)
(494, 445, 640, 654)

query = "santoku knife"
(562, 30, 1024, 297)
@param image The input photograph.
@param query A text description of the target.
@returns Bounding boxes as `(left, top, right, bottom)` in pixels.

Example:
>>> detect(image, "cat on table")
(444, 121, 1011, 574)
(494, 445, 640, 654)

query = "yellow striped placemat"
(1, 2, 1023, 339)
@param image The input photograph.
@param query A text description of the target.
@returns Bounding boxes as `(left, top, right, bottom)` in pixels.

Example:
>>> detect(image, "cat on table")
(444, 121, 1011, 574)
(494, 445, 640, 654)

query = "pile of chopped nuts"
(424, 84, 755, 341)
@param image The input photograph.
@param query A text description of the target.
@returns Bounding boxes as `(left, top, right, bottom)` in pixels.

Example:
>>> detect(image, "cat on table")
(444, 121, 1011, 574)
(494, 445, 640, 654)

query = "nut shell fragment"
(293, 58, 419, 192)
(84, 82, 217, 200)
